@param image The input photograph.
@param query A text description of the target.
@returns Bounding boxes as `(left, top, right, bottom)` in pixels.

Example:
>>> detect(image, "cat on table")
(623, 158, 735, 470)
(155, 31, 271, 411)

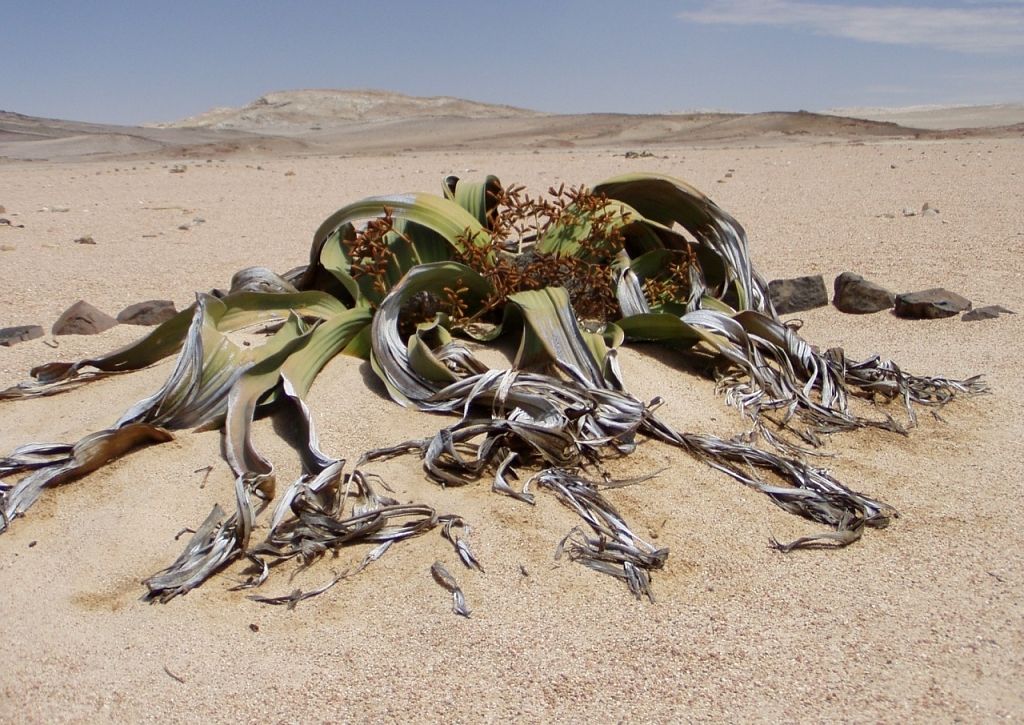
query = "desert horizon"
(3, 88, 1023, 165)
(1, 84, 1022, 722)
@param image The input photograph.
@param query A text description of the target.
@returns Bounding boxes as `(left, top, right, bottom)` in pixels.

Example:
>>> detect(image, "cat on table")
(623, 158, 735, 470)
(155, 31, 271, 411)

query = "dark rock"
(117, 300, 178, 326)
(52, 300, 118, 336)
(962, 305, 1015, 322)
(73, 235, 96, 245)
(833, 272, 895, 314)
(229, 266, 299, 295)
(0, 324, 44, 347)
(894, 288, 972, 319)
(768, 275, 828, 314)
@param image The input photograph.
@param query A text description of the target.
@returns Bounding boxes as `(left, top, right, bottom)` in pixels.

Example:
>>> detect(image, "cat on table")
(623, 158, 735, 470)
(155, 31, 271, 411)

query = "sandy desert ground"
(0, 102, 1022, 722)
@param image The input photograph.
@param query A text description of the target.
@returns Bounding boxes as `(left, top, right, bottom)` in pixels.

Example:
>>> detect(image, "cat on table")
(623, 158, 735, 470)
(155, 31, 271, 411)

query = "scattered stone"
(768, 275, 828, 314)
(73, 235, 96, 245)
(894, 288, 972, 319)
(901, 207, 917, 217)
(0, 244, 15, 251)
(117, 300, 178, 326)
(921, 202, 939, 217)
(52, 300, 119, 336)
(169, 165, 187, 174)
(962, 305, 1015, 322)
(879, 212, 897, 219)
(0, 205, 5, 213)
(0, 218, 25, 228)
(624, 150, 655, 159)
(890, 163, 897, 169)
(284, 170, 296, 176)
(833, 272, 895, 314)
(178, 217, 205, 231)
(0, 325, 44, 347)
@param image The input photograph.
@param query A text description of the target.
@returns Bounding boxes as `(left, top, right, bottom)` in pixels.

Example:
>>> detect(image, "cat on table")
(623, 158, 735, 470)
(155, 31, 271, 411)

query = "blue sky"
(2, 1, 1022, 124)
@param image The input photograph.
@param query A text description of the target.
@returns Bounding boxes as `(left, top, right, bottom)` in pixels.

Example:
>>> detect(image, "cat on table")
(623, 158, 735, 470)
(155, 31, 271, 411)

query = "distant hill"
(3, 91, 1022, 162)
(826, 103, 1024, 130)
(0, 109, 301, 161)
(153, 89, 542, 131)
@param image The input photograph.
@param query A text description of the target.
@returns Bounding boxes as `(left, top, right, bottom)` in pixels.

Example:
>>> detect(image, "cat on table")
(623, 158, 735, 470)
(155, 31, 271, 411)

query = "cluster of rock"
(0, 299, 178, 347)
(1, 267, 306, 348)
(1, 266, 310, 348)
(769, 273, 1014, 322)
(1, 268, 1013, 349)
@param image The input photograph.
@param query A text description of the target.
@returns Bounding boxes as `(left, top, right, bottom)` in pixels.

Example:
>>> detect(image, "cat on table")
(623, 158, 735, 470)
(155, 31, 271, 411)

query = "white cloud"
(677, 1, 1024, 53)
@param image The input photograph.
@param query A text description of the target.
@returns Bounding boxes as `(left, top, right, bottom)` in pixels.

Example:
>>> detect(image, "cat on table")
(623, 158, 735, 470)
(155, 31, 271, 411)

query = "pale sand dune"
(0, 136, 1022, 722)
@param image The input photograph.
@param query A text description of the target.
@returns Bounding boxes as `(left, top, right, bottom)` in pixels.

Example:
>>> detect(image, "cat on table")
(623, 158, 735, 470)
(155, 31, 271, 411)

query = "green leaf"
(443, 175, 503, 229)
(281, 306, 375, 398)
(616, 312, 705, 348)
(309, 193, 493, 272)
(215, 291, 347, 330)
(370, 262, 494, 407)
(536, 198, 639, 258)
(594, 172, 769, 312)
(507, 287, 606, 385)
